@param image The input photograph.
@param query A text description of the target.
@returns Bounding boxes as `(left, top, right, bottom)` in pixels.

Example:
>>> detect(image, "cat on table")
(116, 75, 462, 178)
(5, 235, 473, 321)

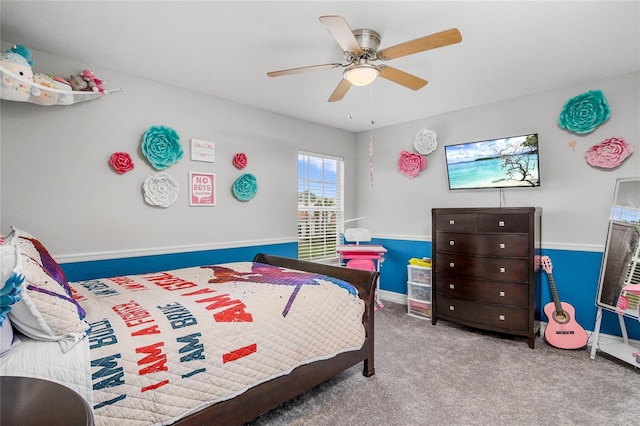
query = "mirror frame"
(595, 177, 640, 317)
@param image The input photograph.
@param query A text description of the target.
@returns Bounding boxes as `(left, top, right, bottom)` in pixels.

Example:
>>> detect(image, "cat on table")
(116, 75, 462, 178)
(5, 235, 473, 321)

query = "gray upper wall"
(355, 71, 639, 249)
(0, 45, 357, 258)
(2, 43, 638, 259)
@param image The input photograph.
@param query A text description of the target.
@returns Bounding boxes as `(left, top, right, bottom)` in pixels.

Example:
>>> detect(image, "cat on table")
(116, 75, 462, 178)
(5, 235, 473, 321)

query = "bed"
(0, 227, 377, 425)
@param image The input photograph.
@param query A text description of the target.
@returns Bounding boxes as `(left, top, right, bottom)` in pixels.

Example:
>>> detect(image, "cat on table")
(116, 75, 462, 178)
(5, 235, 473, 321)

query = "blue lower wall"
(371, 237, 640, 340)
(60, 238, 639, 340)
(61, 242, 297, 281)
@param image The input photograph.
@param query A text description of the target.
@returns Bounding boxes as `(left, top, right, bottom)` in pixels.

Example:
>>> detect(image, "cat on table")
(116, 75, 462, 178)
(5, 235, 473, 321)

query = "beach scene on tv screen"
(446, 134, 539, 189)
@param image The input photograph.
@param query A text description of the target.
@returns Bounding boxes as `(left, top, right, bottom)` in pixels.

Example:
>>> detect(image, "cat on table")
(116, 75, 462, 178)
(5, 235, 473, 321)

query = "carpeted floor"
(248, 301, 639, 425)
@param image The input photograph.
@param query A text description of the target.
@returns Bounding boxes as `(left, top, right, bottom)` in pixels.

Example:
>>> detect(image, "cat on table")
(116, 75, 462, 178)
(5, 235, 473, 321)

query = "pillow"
(0, 320, 16, 356)
(6, 226, 90, 352)
(1, 244, 21, 356)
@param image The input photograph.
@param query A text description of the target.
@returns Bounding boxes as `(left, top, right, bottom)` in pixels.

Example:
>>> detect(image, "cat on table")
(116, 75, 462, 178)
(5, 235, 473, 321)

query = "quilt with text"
(71, 261, 365, 426)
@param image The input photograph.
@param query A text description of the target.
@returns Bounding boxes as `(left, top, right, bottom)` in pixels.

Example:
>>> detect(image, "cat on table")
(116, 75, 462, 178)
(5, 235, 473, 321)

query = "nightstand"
(0, 376, 94, 425)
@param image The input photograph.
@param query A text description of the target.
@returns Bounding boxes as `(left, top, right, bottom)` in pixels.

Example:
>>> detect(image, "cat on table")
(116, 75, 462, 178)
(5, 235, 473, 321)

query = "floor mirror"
(590, 177, 640, 365)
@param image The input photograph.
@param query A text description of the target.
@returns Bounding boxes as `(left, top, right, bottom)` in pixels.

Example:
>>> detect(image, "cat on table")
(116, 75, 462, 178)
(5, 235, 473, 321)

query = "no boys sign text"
(189, 172, 215, 206)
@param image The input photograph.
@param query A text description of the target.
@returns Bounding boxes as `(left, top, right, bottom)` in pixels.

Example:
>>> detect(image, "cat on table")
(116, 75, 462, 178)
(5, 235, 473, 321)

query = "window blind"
(297, 152, 344, 263)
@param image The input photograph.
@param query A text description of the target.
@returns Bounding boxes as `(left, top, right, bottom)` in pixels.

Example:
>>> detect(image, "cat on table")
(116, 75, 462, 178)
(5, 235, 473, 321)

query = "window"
(297, 152, 344, 263)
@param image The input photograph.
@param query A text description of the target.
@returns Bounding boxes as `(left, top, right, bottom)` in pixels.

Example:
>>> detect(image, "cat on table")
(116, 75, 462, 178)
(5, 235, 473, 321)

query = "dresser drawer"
(435, 253, 529, 282)
(436, 232, 530, 257)
(434, 213, 476, 232)
(436, 295, 529, 331)
(434, 274, 529, 306)
(477, 213, 530, 233)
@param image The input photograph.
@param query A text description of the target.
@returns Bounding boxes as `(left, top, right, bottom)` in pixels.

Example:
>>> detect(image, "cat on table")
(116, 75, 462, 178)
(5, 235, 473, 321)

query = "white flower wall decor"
(143, 172, 179, 207)
(413, 129, 438, 155)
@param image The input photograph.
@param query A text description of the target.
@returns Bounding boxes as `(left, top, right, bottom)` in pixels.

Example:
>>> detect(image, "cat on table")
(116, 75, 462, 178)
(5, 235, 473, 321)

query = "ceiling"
(1, 1, 638, 133)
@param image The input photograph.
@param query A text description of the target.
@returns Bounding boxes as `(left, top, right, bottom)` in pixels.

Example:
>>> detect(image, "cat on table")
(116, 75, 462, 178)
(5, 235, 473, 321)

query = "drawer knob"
(449, 305, 455, 311)
(499, 291, 505, 297)
(449, 219, 455, 225)
(449, 240, 455, 246)
(449, 284, 455, 290)
(498, 220, 505, 227)
(500, 267, 506, 273)
(449, 262, 455, 268)
(499, 243, 506, 249)
(499, 314, 505, 321)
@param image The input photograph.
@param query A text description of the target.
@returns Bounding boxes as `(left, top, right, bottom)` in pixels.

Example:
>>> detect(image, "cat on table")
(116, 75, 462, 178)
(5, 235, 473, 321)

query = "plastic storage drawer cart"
(407, 265, 432, 319)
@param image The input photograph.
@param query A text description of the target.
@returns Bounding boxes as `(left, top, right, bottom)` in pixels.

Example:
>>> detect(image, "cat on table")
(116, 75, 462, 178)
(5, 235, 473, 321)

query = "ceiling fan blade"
(328, 78, 352, 102)
(377, 28, 462, 60)
(319, 15, 362, 54)
(378, 65, 428, 90)
(267, 63, 343, 77)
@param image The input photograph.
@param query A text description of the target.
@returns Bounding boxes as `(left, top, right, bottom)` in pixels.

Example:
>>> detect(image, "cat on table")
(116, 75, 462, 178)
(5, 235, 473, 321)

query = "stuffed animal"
(0, 272, 24, 327)
(46, 75, 73, 104)
(7, 44, 34, 67)
(68, 74, 88, 91)
(68, 69, 107, 94)
(80, 69, 107, 94)
(0, 51, 36, 101)
(32, 73, 60, 105)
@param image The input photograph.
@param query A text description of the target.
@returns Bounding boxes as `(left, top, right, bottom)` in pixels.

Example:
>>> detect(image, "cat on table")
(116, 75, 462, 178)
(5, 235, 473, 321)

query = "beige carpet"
(249, 302, 639, 425)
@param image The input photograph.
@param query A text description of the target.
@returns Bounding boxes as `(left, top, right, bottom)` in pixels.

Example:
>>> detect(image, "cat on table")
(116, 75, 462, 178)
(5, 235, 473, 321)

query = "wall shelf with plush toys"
(1, 44, 121, 106)
(0, 65, 121, 106)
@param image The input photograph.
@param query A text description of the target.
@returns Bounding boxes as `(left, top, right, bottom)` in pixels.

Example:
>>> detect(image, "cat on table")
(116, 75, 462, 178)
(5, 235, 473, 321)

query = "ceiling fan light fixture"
(343, 64, 379, 86)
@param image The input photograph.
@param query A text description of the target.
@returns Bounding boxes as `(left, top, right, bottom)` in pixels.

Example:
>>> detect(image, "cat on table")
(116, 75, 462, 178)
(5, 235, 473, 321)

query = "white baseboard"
(587, 331, 640, 348)
(379, 290, 408, 305)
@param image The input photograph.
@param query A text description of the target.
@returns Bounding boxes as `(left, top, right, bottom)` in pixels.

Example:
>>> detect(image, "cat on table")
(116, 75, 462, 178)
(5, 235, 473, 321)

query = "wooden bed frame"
(173, 253, 378, 425)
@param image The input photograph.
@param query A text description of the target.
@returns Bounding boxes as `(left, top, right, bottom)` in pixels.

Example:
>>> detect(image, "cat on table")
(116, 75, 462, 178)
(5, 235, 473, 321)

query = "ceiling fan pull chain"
(370, 125, 375, 187)
(370, 83, 375, 187)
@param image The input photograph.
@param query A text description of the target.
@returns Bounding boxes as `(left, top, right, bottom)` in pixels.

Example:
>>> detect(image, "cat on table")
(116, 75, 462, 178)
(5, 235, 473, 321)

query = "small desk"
(0, 376, 94, 425)
(336, 244, 387, 307)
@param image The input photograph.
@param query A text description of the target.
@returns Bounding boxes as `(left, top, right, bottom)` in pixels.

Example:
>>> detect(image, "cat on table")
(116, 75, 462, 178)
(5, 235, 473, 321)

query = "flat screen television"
(444, 133, 540, 190)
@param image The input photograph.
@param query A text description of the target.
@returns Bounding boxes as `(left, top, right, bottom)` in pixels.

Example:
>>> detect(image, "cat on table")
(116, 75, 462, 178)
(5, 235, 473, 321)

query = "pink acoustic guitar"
(540, 256, 588, 350)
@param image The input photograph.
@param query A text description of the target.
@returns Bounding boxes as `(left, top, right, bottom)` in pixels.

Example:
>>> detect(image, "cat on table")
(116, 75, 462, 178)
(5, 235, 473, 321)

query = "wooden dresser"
(431, 207, 542, 348)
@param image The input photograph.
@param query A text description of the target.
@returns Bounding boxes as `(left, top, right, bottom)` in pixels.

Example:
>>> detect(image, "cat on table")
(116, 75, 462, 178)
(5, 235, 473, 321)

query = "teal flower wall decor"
(141, 125, 184, 170)
(232, 173, 258, 201)
(558, 90, 611, 135)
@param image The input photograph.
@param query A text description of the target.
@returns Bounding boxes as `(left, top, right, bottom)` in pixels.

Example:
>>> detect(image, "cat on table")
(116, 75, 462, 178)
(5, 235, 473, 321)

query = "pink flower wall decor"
(233, 153, 247, 170)
(585, 137, 633, 169)
(398, 150, 426, 178)
(109, 152, 135, 174)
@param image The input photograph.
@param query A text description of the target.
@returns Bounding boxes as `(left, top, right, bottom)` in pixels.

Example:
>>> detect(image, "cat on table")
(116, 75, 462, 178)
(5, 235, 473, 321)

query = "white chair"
(343, 228, 371, 245)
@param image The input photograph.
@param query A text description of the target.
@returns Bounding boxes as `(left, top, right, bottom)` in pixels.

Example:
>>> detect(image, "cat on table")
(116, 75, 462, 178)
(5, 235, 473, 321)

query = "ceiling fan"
(267, 15, 462, 102)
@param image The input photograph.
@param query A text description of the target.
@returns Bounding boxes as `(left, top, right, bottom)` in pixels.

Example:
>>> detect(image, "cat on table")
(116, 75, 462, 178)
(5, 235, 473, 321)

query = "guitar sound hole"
(554, 311, 569, 324)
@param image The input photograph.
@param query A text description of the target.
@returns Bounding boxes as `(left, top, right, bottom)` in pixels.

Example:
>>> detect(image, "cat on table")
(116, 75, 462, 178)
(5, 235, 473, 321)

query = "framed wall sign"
(189, 172, 215, 206)
(190, 139, 215, 163)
